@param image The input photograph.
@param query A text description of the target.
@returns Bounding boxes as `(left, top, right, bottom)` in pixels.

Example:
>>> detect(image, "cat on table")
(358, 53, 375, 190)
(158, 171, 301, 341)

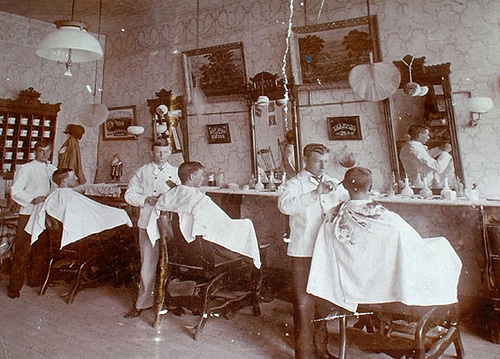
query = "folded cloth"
(26, 188, 132, 248)
(147, 185, 261, 269)
(307, 200, 462, 312)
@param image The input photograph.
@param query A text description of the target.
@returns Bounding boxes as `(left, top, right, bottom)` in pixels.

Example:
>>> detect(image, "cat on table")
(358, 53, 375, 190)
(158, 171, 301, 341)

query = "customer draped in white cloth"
(25, 168, 132, 248)
(147, 161, 261, 269)
(307, 167, 462, 313)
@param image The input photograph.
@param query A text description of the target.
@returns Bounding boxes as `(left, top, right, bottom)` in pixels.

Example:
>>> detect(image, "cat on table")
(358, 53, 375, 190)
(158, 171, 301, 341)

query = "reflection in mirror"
(147, 89, 188, 161)
(386, 55, 464, 191)
(246, 72, 300, 181)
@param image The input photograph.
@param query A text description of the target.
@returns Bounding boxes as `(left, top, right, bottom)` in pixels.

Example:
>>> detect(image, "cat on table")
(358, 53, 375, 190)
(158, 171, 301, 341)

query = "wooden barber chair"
(153, 211, 261, 340)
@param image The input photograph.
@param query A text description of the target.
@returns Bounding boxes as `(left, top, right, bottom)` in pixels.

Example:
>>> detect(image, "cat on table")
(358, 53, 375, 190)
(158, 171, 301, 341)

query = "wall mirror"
(247, 72, 300, 181)
(147, 88, 189, 161)
(385, 55, 464, 188)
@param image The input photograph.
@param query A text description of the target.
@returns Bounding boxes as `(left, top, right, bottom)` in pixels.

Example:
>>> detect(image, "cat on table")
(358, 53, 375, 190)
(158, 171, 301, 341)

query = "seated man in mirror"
(307, 167, 462, 312)
(280, 129, 296, 180)
(147, 161, 261, 269)
(25, 168, 132, 250)
(399, 124, 456, 187)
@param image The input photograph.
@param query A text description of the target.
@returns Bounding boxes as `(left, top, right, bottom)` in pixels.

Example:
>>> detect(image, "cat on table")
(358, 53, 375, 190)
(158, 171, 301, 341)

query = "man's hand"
(31, 196, 46, 205)
(442, 143, 452, 153)
(145, 196, 159, 206)
(316, 179, 336, 195)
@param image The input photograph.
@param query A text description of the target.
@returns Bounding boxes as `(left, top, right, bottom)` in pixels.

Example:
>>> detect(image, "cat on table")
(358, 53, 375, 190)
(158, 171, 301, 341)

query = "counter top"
(201, 186, 280, 197)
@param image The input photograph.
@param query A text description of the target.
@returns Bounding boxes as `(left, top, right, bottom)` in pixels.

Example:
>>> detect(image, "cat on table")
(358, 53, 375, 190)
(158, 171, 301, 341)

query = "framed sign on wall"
(206, 123, 231, 144)
(103, 106, 137, 141)
(327, 116, 362, 140)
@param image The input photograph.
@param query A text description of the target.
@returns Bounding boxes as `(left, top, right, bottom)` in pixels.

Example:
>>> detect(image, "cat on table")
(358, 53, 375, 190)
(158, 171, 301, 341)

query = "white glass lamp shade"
(156, 104, 169, 116)
(36, 21, 103, 63)
(127, 126, 145, 136)
(256, 95, 270, 106)
(156, 123, 168, 134)
(467, 97, 494, 114)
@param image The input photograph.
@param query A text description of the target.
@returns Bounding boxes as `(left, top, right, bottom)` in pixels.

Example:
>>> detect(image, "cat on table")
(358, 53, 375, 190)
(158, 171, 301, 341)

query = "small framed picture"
(206, 123, 231, 144)
(103, 106, 137, 141)
(327, 116, 362, 140)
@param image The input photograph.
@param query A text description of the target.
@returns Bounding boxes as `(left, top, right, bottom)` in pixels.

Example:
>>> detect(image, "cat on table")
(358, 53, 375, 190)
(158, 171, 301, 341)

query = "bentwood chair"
(153, 211, 261, 340)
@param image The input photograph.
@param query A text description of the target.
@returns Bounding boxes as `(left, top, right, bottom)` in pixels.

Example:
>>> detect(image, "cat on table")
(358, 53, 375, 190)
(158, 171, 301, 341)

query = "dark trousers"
(292, 257, 331, 359)
(8, 215, 50, 294)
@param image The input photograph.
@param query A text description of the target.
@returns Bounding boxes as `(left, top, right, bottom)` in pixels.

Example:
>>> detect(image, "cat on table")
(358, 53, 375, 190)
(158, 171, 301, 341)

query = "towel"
(307, 200, 462, 312)
(26, 188, 132, 248)
(147, 186, 261, 268)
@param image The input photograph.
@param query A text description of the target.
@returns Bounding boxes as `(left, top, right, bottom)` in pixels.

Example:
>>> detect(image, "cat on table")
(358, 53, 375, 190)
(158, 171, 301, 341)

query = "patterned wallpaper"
(1, 0, 498, 197)
(0, 12, 105, 183)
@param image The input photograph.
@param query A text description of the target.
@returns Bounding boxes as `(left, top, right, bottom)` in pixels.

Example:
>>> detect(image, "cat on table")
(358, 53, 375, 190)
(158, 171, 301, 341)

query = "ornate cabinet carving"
(0, 88, 60, 178)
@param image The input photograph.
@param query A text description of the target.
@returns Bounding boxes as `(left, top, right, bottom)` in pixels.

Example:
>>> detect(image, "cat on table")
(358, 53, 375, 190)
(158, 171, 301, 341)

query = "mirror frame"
(147, 88, 189, 161)
(384, 55, 464, 185)
(247, 72, 300, 180)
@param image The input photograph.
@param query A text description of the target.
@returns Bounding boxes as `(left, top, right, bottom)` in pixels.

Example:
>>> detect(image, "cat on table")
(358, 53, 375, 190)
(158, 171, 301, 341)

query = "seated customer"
(25, 168, 132, 248)
(307, 167, 462, 312)
(147, 161, 261, 269)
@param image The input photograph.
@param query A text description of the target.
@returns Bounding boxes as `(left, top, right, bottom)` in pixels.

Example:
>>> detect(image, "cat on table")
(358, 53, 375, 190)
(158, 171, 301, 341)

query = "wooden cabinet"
(483, 208, 500, 343)
(0, 88, 60, 178)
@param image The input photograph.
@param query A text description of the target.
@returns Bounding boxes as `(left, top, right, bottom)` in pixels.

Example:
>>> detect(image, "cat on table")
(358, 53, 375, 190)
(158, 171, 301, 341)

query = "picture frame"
(290, 15, 380, 90)
(327, 116, 363, 140)
(103, 106, 137, 141)
(182, 42, 247, 103)
(206, 123, 231, 144)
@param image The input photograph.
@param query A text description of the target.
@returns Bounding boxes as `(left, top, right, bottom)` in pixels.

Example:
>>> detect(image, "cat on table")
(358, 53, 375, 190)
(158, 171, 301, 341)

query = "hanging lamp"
(36, 0, 103, 76)
(348, 0, 400, 101)
(401, 56, 428, 97)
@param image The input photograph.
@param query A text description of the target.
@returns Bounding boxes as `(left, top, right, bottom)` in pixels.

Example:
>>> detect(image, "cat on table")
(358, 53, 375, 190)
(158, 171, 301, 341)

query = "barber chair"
(153, 212, 261, 340)
(39, 215, 131, 303)
(328, 302, 464, 359)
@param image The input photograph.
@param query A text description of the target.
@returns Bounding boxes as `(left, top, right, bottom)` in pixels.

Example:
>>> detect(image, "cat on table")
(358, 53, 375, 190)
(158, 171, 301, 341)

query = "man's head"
(178, 161, 205, 187)
(151, 140, 172, 167)
(408, 124, 430, 144)
(34, 141, 52, 163)
(342, 167, 373, 194)
(303, 143, 330, 178)
(53, 168, 79, 188)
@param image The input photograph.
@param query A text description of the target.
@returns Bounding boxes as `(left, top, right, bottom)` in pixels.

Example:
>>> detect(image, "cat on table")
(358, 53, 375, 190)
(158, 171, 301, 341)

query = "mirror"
(147, 89, 189, 161)
(247, 72, 299, 181)
(385, 55, 464, 189)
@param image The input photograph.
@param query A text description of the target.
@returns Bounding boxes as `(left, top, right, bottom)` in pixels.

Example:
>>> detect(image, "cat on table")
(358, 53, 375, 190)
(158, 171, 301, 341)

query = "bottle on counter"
(401, 177, 414, 196)
(216, 168, 225, 188)
(413, 172, 424, 189)
(267, 170, 276, 191)
(455, 177, 465, 198)
(440, 177, 456, 200)
(207, 168, 216, 187)
(419, 178, 433, 198)
(469, 183, 480, 200)
(248, 173, 256, 189)
(255, 173, 265, 191)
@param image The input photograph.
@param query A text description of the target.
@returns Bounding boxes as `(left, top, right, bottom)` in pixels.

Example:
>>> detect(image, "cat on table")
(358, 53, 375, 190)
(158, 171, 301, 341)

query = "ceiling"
(0, 0, 202, 37)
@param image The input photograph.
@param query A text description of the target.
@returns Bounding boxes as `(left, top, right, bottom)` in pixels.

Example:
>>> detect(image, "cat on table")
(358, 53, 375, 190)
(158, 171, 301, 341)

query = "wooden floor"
(0, 272, 498, 359)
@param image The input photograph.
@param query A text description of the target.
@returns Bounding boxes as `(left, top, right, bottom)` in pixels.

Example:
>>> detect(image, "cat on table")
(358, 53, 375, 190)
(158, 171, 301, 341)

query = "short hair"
(152, 140, 170, 150)
(285, 130, 295, 144)
(342, 167, 372, 193)
(52, 168, 73, 186)
(34, 141, 52, 150)
(178, 161, 204, 184)
(303, 143, 329, 158)
(408, 125, 429, 140)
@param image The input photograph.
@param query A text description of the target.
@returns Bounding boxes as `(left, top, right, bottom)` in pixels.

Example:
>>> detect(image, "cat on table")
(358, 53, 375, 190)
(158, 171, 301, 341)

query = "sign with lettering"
(206, 123, 231, 144)
(327, 116, 362, 140)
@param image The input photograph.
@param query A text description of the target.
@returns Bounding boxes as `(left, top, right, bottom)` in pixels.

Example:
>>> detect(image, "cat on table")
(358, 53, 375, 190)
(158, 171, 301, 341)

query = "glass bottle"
(440, 177, 453, 200)
(207, 168, 216, 187)
(248, 173, 256, 189)
(420, 178, 433, 198)
(455, 177, 465, 198)
(401, 177, 414, 196)
(267, 171, 276, 191)
(413, 172, 424, 189)
(254, 173, 265, 191)
(216, 168, 225, 188)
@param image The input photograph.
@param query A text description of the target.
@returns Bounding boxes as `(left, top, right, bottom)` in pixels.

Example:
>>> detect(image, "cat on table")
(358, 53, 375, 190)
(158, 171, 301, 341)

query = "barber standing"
(123, 141, 180, 318)
(278, 143, 349, 359)
(8, 141, 56, 298)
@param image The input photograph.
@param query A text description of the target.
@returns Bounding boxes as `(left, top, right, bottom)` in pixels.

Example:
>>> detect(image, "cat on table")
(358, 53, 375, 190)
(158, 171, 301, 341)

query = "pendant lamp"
(36, 0, 103, 76)
(348, 0, 400, 101)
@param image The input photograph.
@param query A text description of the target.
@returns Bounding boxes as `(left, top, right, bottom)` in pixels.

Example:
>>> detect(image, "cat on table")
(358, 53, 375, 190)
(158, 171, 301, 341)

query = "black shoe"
(123, 308, 143, 318)
(8, 290, 20, 299)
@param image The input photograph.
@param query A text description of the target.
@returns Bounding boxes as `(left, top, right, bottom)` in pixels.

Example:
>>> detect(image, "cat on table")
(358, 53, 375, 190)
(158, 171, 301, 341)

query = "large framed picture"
(182, 42, 247, 103)
(290, 15, 380, 90)
(327, 116, 363, 141)
(103, 106, 137, 141)
(206, 123, 231, 144)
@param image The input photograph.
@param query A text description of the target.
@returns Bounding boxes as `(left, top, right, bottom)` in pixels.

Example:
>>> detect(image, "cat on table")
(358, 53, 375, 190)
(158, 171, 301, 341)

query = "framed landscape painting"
(103, 106, 137, 140)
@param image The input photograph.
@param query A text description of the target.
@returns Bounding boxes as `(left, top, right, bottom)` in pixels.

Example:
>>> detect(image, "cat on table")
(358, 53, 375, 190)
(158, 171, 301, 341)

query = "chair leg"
(338, 316, 347, 359)
(66, 261, 89, 304)
(453, 328, 465, 359)
(39, 258, 55, 296)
